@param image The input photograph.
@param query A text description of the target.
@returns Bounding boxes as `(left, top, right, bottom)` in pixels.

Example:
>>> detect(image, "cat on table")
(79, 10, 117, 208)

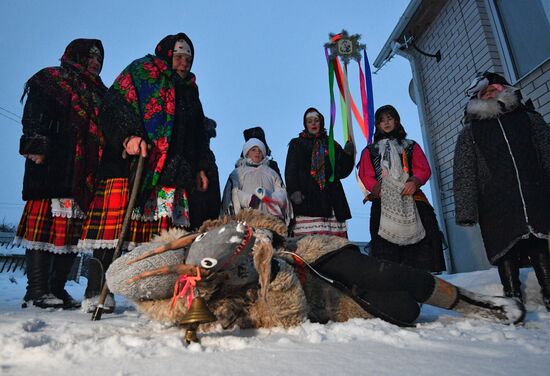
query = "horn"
(128, 233, 200, 265)
(126, 263, 200, 284)
(179, 297, 217, 344)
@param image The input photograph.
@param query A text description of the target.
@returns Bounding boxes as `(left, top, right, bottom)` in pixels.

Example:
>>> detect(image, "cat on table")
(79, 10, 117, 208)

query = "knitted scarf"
(112, 55, 197, 199)
(22, 47, 107, 211)
(300, 129, 328, 190)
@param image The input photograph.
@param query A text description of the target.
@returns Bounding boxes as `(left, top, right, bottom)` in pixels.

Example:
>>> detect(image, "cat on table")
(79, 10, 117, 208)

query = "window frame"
(486, 0, 550, 84)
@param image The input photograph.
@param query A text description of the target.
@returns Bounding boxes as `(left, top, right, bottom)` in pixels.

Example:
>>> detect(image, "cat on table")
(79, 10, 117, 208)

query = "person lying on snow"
(106, 210, 525, 330)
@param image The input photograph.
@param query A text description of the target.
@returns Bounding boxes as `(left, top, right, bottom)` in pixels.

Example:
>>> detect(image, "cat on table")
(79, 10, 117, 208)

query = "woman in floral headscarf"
(15, 38, 107, 309)
(285, 107, 354, 238)
(79, 33, 218, 312)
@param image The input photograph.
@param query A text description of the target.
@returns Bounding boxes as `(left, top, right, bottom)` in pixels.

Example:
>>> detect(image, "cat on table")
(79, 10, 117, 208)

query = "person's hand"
(344, 140, 355, 156)
(196, 170, 209, 192)
(124, 136, 148, 157)
(290, 191, 305, 205)
(24, 154, 45, 164)
(401, 177, 420, 196)
(371, 181, 382, 198)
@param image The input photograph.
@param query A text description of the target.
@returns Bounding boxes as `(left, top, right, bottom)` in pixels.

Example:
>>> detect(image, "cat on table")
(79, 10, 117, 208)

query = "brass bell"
(180, 297, 216, 344)
(180, 297, 217, 326)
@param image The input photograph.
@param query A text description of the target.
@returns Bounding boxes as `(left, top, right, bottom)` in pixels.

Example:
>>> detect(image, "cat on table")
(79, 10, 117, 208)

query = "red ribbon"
(170, 267, 202, 311)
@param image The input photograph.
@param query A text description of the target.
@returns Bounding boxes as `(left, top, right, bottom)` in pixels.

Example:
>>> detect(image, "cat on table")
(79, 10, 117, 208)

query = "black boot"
(23, 249, 63, 309)
(84, 249, 115, 313)
(50, 253, 81, 309)
(529, 247, 550, 311)
(497, 256, 522, 301)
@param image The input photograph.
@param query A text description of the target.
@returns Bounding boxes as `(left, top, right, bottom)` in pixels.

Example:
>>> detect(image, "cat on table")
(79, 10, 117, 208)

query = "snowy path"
(1, 269, 549, 376)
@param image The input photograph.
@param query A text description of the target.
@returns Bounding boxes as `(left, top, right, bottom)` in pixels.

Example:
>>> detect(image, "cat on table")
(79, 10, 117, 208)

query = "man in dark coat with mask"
(454, 72, 550, 311)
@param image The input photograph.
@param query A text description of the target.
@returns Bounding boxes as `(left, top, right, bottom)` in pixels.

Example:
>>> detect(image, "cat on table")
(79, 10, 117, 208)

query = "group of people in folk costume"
(14, 34, 549, 323)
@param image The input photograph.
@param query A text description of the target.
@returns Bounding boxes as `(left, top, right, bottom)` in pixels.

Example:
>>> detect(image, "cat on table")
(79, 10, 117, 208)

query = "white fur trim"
(466, 89, 519, 119)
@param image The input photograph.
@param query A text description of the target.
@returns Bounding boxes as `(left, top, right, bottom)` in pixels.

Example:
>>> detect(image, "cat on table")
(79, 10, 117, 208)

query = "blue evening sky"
(0, 0, 425, 241)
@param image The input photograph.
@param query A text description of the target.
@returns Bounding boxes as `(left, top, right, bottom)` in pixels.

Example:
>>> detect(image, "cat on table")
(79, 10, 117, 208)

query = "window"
(491, 0, 550, 79)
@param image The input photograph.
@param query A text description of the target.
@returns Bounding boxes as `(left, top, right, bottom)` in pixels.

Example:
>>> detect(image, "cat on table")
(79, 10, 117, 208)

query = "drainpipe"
(395, 48, 454, 273)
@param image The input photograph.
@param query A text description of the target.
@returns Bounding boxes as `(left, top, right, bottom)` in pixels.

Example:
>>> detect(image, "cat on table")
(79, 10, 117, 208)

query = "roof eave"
(373, 0, 424, 68)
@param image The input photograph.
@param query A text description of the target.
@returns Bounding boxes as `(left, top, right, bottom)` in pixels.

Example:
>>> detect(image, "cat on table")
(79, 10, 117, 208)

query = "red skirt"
(79, 178, 172, 251)
(15, 199, 83, 253)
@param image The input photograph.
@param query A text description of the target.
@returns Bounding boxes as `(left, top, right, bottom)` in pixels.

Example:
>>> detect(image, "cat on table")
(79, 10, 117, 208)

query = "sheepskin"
(118, 211, 374, 331)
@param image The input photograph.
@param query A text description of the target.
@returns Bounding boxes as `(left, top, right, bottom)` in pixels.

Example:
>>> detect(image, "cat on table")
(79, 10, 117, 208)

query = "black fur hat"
(465, 71, 511, 97)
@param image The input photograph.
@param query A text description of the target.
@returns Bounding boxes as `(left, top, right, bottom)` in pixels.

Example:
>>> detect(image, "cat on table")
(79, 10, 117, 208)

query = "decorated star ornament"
(325, 30, 366, 64)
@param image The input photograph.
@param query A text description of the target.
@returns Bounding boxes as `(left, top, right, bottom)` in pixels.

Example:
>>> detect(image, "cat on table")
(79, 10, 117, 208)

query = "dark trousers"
(498, 236, 550, 299)
(314, 246, 436, 325)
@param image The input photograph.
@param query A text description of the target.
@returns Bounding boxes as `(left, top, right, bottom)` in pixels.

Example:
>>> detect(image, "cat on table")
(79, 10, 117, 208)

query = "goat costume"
(453, 72, 550, 309)
(106, 210, 524, 332)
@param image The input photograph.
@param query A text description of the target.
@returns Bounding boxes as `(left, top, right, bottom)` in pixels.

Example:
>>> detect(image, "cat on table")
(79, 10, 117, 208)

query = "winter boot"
(22, 249, 63, 309)
(51, 253, 81, 309)
(83, 293, 116, 314)
(497, 257, 523, 301)
(83, 250, 115, 314)
(529, 247, 550, 311)
(424, 277, 525, 324)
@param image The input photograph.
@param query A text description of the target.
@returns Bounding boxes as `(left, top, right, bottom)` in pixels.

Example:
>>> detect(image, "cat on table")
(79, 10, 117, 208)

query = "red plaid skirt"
(15, 199, 83, 253)
(79, 178, 172, 251)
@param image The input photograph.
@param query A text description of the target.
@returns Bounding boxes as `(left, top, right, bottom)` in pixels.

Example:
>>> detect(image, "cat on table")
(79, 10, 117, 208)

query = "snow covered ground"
(1, 267, 549, 376)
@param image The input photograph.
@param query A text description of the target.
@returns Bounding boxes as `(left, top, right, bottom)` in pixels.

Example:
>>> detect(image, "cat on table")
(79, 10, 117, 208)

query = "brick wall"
(401, 0, 550, 271)
(410, 0, 503, 221)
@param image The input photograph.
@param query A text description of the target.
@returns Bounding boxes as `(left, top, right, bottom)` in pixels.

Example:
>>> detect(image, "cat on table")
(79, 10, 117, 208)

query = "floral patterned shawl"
(111, 33, 197, 200)
(22, 39, 107, 211)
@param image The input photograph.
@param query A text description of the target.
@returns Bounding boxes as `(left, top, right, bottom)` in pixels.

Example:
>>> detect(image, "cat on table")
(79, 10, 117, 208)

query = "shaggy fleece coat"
(131, 210, 371, 331)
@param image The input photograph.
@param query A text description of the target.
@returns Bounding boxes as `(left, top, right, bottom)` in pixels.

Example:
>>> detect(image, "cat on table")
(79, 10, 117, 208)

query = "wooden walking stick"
(92, 154, 145, 321)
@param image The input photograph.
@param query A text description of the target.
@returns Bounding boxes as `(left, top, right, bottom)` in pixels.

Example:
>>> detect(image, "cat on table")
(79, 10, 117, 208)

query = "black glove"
(249, 194, 261, 209)
(290, 191, 304, 205)
(344, 141, 355, 155)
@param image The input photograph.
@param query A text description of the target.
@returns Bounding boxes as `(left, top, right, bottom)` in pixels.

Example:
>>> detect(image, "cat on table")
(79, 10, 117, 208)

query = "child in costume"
(222, 138, 290, 223)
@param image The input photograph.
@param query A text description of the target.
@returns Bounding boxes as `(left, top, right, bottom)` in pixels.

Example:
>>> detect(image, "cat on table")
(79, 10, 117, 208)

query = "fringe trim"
(13, 237, 80, 254)
(76, 238, 140, 252)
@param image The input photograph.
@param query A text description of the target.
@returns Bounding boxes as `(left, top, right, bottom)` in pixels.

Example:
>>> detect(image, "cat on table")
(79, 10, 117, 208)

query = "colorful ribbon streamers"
(363, 49, 375, 144)
(325, 47, 337, 183)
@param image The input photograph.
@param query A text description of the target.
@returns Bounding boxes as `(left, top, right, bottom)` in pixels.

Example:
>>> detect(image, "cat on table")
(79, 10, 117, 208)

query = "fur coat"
(107, 210, 372, 331)
(453, 89, 550, 264)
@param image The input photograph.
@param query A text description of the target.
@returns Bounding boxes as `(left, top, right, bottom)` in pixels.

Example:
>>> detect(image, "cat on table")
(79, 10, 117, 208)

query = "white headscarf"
(242, 138, 266, 158)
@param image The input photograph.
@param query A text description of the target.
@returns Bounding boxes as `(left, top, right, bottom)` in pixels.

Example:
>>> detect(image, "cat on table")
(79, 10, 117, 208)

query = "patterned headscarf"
(111, 33, 197, 200)
(21, 38, 107, 211)
(301, 107, 328, 190)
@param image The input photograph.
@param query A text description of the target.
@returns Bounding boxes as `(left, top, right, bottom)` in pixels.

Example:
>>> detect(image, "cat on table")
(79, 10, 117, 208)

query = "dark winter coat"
(453, 93, 550, 264)
(285, 135, 354, 222)
(19, 39, 107, 210)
